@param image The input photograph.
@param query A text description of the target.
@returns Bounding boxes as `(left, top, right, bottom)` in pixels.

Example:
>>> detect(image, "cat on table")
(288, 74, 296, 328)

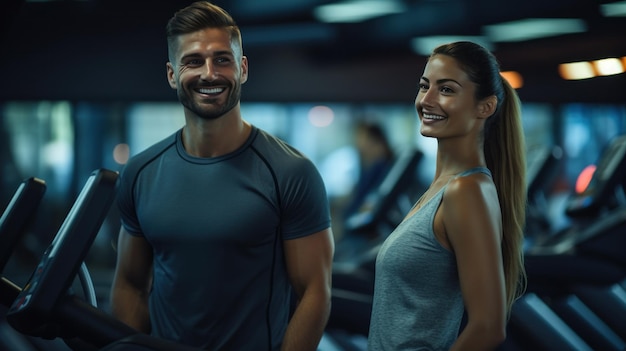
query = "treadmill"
(1, 177, 47, 306)
(343, 147, 423, 238)
(527, 134, 626, 265)
(328, 148, 422, 339)
(518, 135, 626, 349)
(0, 177, 85, 351)
(0, 177, 47, 275)
(3, 169, 200, 351)
(524, 145, 564, 242)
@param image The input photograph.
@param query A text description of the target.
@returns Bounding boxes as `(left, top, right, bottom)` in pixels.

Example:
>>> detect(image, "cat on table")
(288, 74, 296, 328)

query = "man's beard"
(178, 81, 241, 120)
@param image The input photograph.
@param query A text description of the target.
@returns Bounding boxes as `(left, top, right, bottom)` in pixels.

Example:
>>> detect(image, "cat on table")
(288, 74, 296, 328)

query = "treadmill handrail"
(527, 206, 626, 255)
(0, 177, 46, 273)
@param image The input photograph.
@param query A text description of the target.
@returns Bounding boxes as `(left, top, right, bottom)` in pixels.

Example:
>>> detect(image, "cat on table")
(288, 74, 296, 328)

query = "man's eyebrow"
(212, 50, 235, 57)
(420, 76, 463, 87)
(181, 52, 200, 58)
(180, 50, 234, 61)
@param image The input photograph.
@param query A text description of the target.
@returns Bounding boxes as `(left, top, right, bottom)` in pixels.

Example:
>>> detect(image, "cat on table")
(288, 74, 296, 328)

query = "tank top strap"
(454, 166, 492, 179)
(407, 167, 492, 215)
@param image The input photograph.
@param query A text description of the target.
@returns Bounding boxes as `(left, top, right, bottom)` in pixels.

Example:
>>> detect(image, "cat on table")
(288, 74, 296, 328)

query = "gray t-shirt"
(368, 168, 491, 351)
(117, 126, 331, 350)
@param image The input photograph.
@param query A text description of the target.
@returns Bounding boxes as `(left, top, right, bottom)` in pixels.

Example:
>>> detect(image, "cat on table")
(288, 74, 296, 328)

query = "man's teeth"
(198, 87, 224, 94)
(423, 113, 445, 120)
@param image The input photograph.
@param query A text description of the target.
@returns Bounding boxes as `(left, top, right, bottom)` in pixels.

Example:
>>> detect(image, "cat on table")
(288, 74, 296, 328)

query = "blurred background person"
(343, 121, 395, 221)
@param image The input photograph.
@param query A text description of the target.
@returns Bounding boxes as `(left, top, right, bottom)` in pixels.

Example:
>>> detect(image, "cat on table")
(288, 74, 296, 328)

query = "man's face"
(166, 28, 248, 120)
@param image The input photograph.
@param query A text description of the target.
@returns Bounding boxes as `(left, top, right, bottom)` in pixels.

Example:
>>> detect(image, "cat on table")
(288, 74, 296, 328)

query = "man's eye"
(215, 57, 231, 64)
(186, 59, 203, 66)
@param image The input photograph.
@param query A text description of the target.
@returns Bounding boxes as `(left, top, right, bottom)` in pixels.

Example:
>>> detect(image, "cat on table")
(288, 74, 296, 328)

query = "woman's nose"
(418, 88, 435, 108)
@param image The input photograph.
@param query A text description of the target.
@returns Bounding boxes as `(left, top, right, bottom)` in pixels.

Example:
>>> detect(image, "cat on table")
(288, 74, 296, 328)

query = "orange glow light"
(500, 71, 523, 89)
(575, 164, 596, 194)
(593, 57, 625, 76)
(559, 61, 595, 80)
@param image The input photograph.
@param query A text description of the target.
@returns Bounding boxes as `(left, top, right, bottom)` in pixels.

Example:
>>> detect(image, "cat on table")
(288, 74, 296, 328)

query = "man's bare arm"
(282, 228, 334, 351)
(110, 227, 154, 333)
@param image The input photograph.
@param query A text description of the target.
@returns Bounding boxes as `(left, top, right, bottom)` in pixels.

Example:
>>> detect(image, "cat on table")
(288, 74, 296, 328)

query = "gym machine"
(2, 169, 200, 351)
(329, 148, 423, 341)
(518, 134, 626, 350)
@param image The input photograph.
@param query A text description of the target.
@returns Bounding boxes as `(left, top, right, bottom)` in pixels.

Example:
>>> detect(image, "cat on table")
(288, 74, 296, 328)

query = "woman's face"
(415, 54, 484, 140)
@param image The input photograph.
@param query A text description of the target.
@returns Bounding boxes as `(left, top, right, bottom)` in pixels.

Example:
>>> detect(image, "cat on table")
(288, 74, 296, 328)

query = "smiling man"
(109, 2, 334, 350)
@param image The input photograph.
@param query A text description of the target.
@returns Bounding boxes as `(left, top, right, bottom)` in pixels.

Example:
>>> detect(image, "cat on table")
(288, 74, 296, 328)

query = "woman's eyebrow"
(421, 76, 463, 87)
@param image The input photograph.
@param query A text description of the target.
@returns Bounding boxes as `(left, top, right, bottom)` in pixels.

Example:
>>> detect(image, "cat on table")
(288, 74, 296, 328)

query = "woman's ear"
(477, 95, 497, 119)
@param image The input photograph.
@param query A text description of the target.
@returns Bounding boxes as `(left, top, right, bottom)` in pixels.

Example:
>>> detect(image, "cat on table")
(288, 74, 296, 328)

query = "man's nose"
(201, 60, 218, 81)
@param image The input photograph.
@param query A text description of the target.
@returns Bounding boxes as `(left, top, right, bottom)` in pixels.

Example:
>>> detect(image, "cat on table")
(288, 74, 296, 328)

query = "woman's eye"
(418, 83, 429, 90)
(441, 86, 454, 93)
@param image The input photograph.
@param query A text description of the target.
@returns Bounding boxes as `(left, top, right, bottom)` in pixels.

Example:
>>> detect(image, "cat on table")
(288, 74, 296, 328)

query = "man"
(110, 2, 334, 350)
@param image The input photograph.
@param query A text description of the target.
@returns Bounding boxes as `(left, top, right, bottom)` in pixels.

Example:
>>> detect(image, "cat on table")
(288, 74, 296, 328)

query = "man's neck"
(181, 113, 251, 158)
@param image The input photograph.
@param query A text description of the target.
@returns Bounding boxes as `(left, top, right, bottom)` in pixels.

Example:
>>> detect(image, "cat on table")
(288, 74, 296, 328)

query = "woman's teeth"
(423, 113, 445, 120)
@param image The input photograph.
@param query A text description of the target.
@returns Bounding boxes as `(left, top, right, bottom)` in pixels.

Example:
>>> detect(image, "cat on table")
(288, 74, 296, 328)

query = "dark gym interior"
(1, 0, 626, 350)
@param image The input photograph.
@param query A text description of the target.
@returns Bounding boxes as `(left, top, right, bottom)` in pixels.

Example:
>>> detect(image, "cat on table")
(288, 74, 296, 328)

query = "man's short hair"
(166, 1, 242, 63)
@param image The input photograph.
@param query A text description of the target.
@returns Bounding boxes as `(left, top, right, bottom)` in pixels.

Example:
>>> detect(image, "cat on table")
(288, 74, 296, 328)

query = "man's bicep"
(283, 229, 334, 297)
(114, 227, 153, 287)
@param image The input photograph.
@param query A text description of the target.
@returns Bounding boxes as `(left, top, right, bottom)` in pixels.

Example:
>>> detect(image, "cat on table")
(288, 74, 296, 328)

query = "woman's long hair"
(433, 41, 527, 316)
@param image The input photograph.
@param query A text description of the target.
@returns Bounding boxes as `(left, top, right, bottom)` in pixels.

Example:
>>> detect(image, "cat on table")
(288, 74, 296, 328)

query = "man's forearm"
(281, 291, 331, 351)
(110, 286, 151, 333)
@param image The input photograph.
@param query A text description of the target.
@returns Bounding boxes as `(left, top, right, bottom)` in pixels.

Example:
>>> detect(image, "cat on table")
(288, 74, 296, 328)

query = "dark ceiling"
(1, 0, 625, 104)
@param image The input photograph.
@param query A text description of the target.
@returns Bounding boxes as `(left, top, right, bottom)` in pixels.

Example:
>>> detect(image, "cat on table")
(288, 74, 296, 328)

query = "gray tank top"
(368, 167, 492, 351)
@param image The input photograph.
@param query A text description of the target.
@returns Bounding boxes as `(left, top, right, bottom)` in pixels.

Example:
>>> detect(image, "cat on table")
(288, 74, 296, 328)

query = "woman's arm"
(443, 175, 507, 350)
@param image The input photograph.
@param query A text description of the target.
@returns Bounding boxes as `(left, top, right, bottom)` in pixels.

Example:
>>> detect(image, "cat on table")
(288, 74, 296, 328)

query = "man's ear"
(240, 56, 249, 84)
(477, 95, 497, 119)
(166, 62, 177, 89)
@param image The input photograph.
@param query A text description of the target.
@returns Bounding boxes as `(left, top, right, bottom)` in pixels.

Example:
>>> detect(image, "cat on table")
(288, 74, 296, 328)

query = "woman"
(368, 41, 527, 350)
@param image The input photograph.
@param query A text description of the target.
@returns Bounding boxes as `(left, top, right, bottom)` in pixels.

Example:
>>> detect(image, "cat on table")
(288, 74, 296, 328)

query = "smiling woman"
(368, 41, 527, 351)
(416, 53, 491, 140)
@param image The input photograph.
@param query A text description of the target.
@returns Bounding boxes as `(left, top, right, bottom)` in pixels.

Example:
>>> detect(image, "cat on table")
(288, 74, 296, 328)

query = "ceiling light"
(593, 58, 625, 76)
(558, 62, 595, 80)
(314, 0, 406, 23)
(308, 105, 334, 127)
(500, 71, 523, 89)
(484, 18, 587, 42)
(410, 36, 493, 56)
(600, 1, 626, 17)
